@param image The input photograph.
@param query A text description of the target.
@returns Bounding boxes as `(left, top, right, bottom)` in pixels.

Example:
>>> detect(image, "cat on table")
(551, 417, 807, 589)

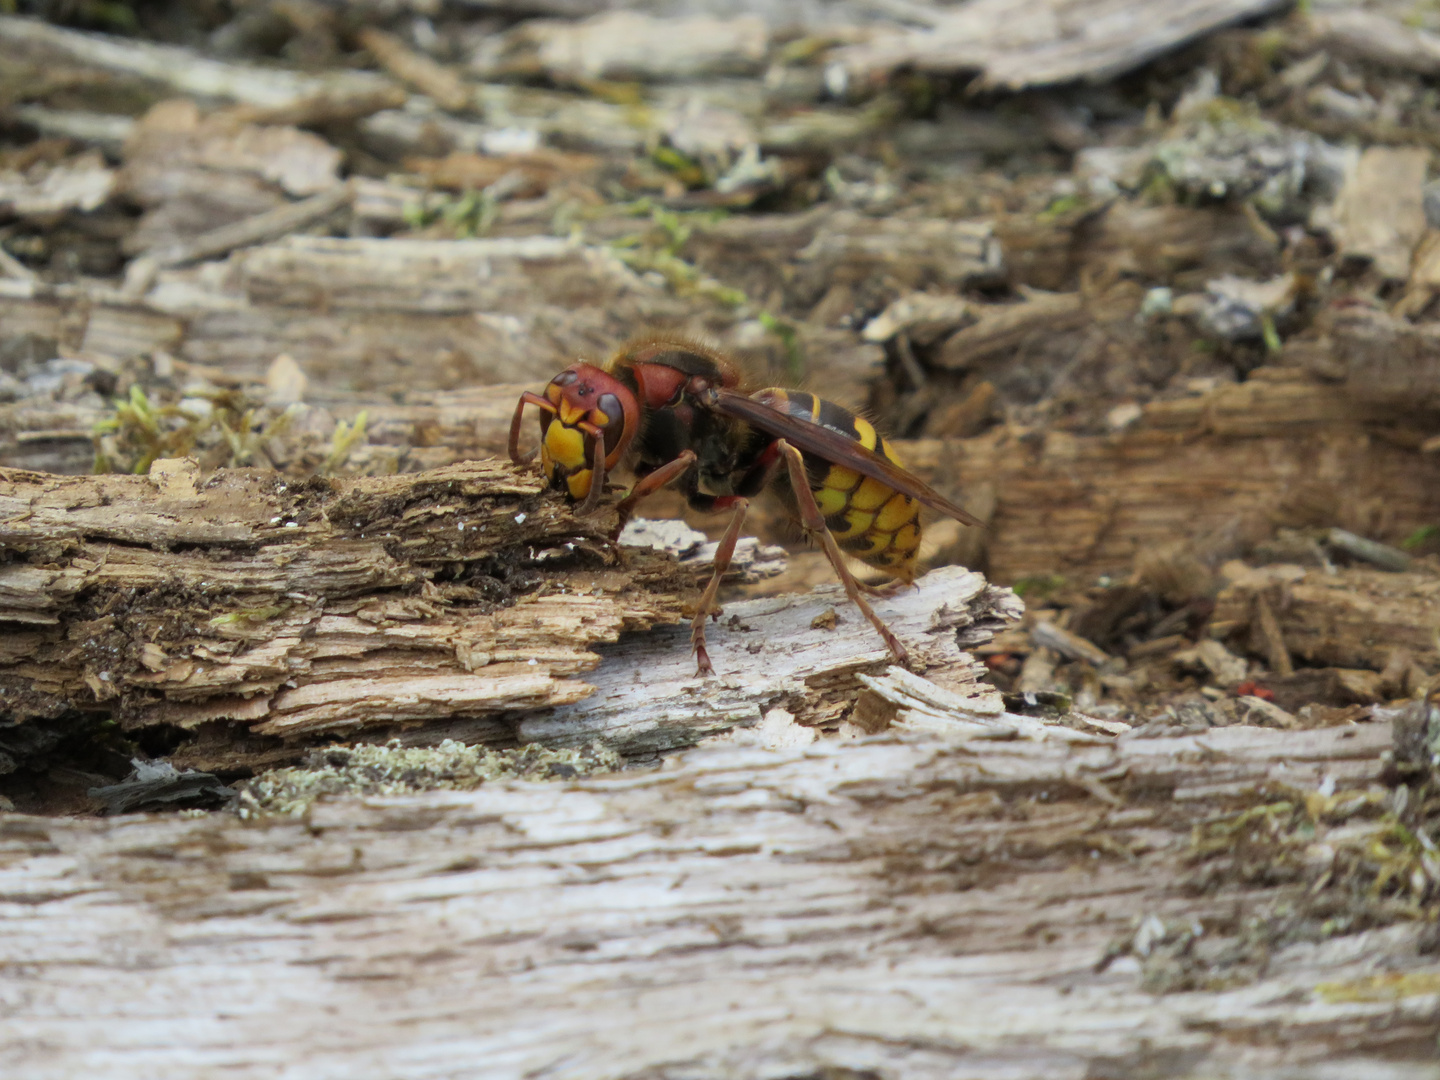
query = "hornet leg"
(614, 449, 697, 530)
(777, 440, 910, 667)
(689, 495, 749, 677)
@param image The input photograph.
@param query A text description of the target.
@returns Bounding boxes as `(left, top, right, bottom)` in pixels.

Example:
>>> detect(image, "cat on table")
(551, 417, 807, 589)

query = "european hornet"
(508, 337, 982, 675)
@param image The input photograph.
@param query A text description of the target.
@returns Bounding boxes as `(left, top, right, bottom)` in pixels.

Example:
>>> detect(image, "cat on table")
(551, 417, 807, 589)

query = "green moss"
(1011, 573, 1066, 600)
(239, 739, 624, 818)
(1317, 970, 1440, 1003)
(609, 205, 747, 307)
(208, 606, 288, 628)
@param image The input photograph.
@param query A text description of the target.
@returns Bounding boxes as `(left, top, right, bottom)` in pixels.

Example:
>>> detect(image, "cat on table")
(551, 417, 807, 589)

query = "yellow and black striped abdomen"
(764, 390, 922, 582)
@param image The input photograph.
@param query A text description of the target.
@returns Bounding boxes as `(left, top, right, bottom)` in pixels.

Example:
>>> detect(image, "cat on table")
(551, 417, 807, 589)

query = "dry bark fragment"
(1313, 306, 1440, 411)
(1325, 146, 1429, 280)
(482, 12, 770, 83)
(0, 16, 395, 108)
(1309, 8, 1440, 77)
(936, 290, 1087, 370)
(0, 459, 675, 752)
(837, 0, 1290, 89)
(357, 27, 473, 112)
(1213, 564, 1440, 673)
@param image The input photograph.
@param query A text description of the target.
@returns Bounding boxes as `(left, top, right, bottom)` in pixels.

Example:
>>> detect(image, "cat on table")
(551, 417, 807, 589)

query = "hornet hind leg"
(777, 440, 910, 667)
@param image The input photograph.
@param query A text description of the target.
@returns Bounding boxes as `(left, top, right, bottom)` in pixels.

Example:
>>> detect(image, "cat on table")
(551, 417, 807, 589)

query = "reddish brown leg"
(614, 450, 697, 528)
(574, 421, 608, 516)
(778, 440, 910, 666)
(690, 495, 750, 677)
(508, 391, 555, 464)
(857, 577, 913, 599)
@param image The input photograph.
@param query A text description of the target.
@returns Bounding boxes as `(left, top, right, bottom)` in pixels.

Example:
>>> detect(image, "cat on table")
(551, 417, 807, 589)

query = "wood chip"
(1030, 619, 1111, 666)
(0, 15, 394, 108)
(1310, 9, 1440, 77)
(358, 27, 473, 112)
(1238, 694, 1299, 729)
(936, 291, 1086, 370)
(1252, 590, 1294, 678)
(145, 181, 355, 268)
(490, 12, 769, 83)
(1326, 146, 1429, 280)
(1326, 527, 1413, 573)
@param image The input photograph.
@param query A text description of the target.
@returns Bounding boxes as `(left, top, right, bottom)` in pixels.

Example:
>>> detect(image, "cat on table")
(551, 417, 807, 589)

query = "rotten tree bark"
(0, 458, 1018, 775)
(8, 368, 1431, 585)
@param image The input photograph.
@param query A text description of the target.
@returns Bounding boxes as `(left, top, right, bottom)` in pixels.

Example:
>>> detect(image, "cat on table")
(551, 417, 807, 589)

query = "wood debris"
(479, 12, 771, 83)
(1325, 146, 1429, 280)
(837, 0, 1291, 88)
(1, 1, 1439, 1066)
(0, 457, 1018, 779)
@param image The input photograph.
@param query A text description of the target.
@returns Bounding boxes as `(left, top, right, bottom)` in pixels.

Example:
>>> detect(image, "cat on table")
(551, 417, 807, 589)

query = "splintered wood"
(0, 460, 672, 754)
(0, 460, 1017, 767)
(1, 719, 1433, 1079)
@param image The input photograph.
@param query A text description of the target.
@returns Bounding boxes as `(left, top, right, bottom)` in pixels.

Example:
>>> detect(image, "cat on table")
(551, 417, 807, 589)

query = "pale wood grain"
(0, 720, 1431, 1080)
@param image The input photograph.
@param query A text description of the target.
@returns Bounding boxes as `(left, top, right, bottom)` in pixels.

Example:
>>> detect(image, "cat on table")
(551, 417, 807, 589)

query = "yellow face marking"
(810, 395, 823, 422)
(591, 407, 609, 427)
(566, 469, 593, 499)
(875, 492, 919, 533)
(559, 401, 587, 426)
(850, 476, 893, 512)
(543, 423, 587, 471)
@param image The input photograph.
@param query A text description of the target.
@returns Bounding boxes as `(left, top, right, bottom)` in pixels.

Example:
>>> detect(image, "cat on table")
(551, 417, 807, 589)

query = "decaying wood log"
(1213, 563, 1440, 673)
(904, 370, 1440, 582)
(0, 233, 682, 390)
(0, 459, 1017, 780)
(836, 0, 1291, 89)
(1312, 306, 1440, 410)
(1, 715, 1434, 1079)
(8, 367, 1432, 590)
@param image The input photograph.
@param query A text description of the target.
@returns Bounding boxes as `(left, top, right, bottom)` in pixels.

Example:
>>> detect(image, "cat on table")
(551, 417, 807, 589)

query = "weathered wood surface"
(904, 370, 1440, 582)
(837, 0, 1291, 88)
(0, 459, 668, 752)
(1311, 306, 1440, 410)
(0, 232, 679, 391)
(0, 459, 1016, 773)
(9, 367, 1431, 587)
(516, 566, 1018, 755)
(1, 719, 1434, 1079)
(1213, 564, 1440, 672)
(0, 16, 396, 108)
